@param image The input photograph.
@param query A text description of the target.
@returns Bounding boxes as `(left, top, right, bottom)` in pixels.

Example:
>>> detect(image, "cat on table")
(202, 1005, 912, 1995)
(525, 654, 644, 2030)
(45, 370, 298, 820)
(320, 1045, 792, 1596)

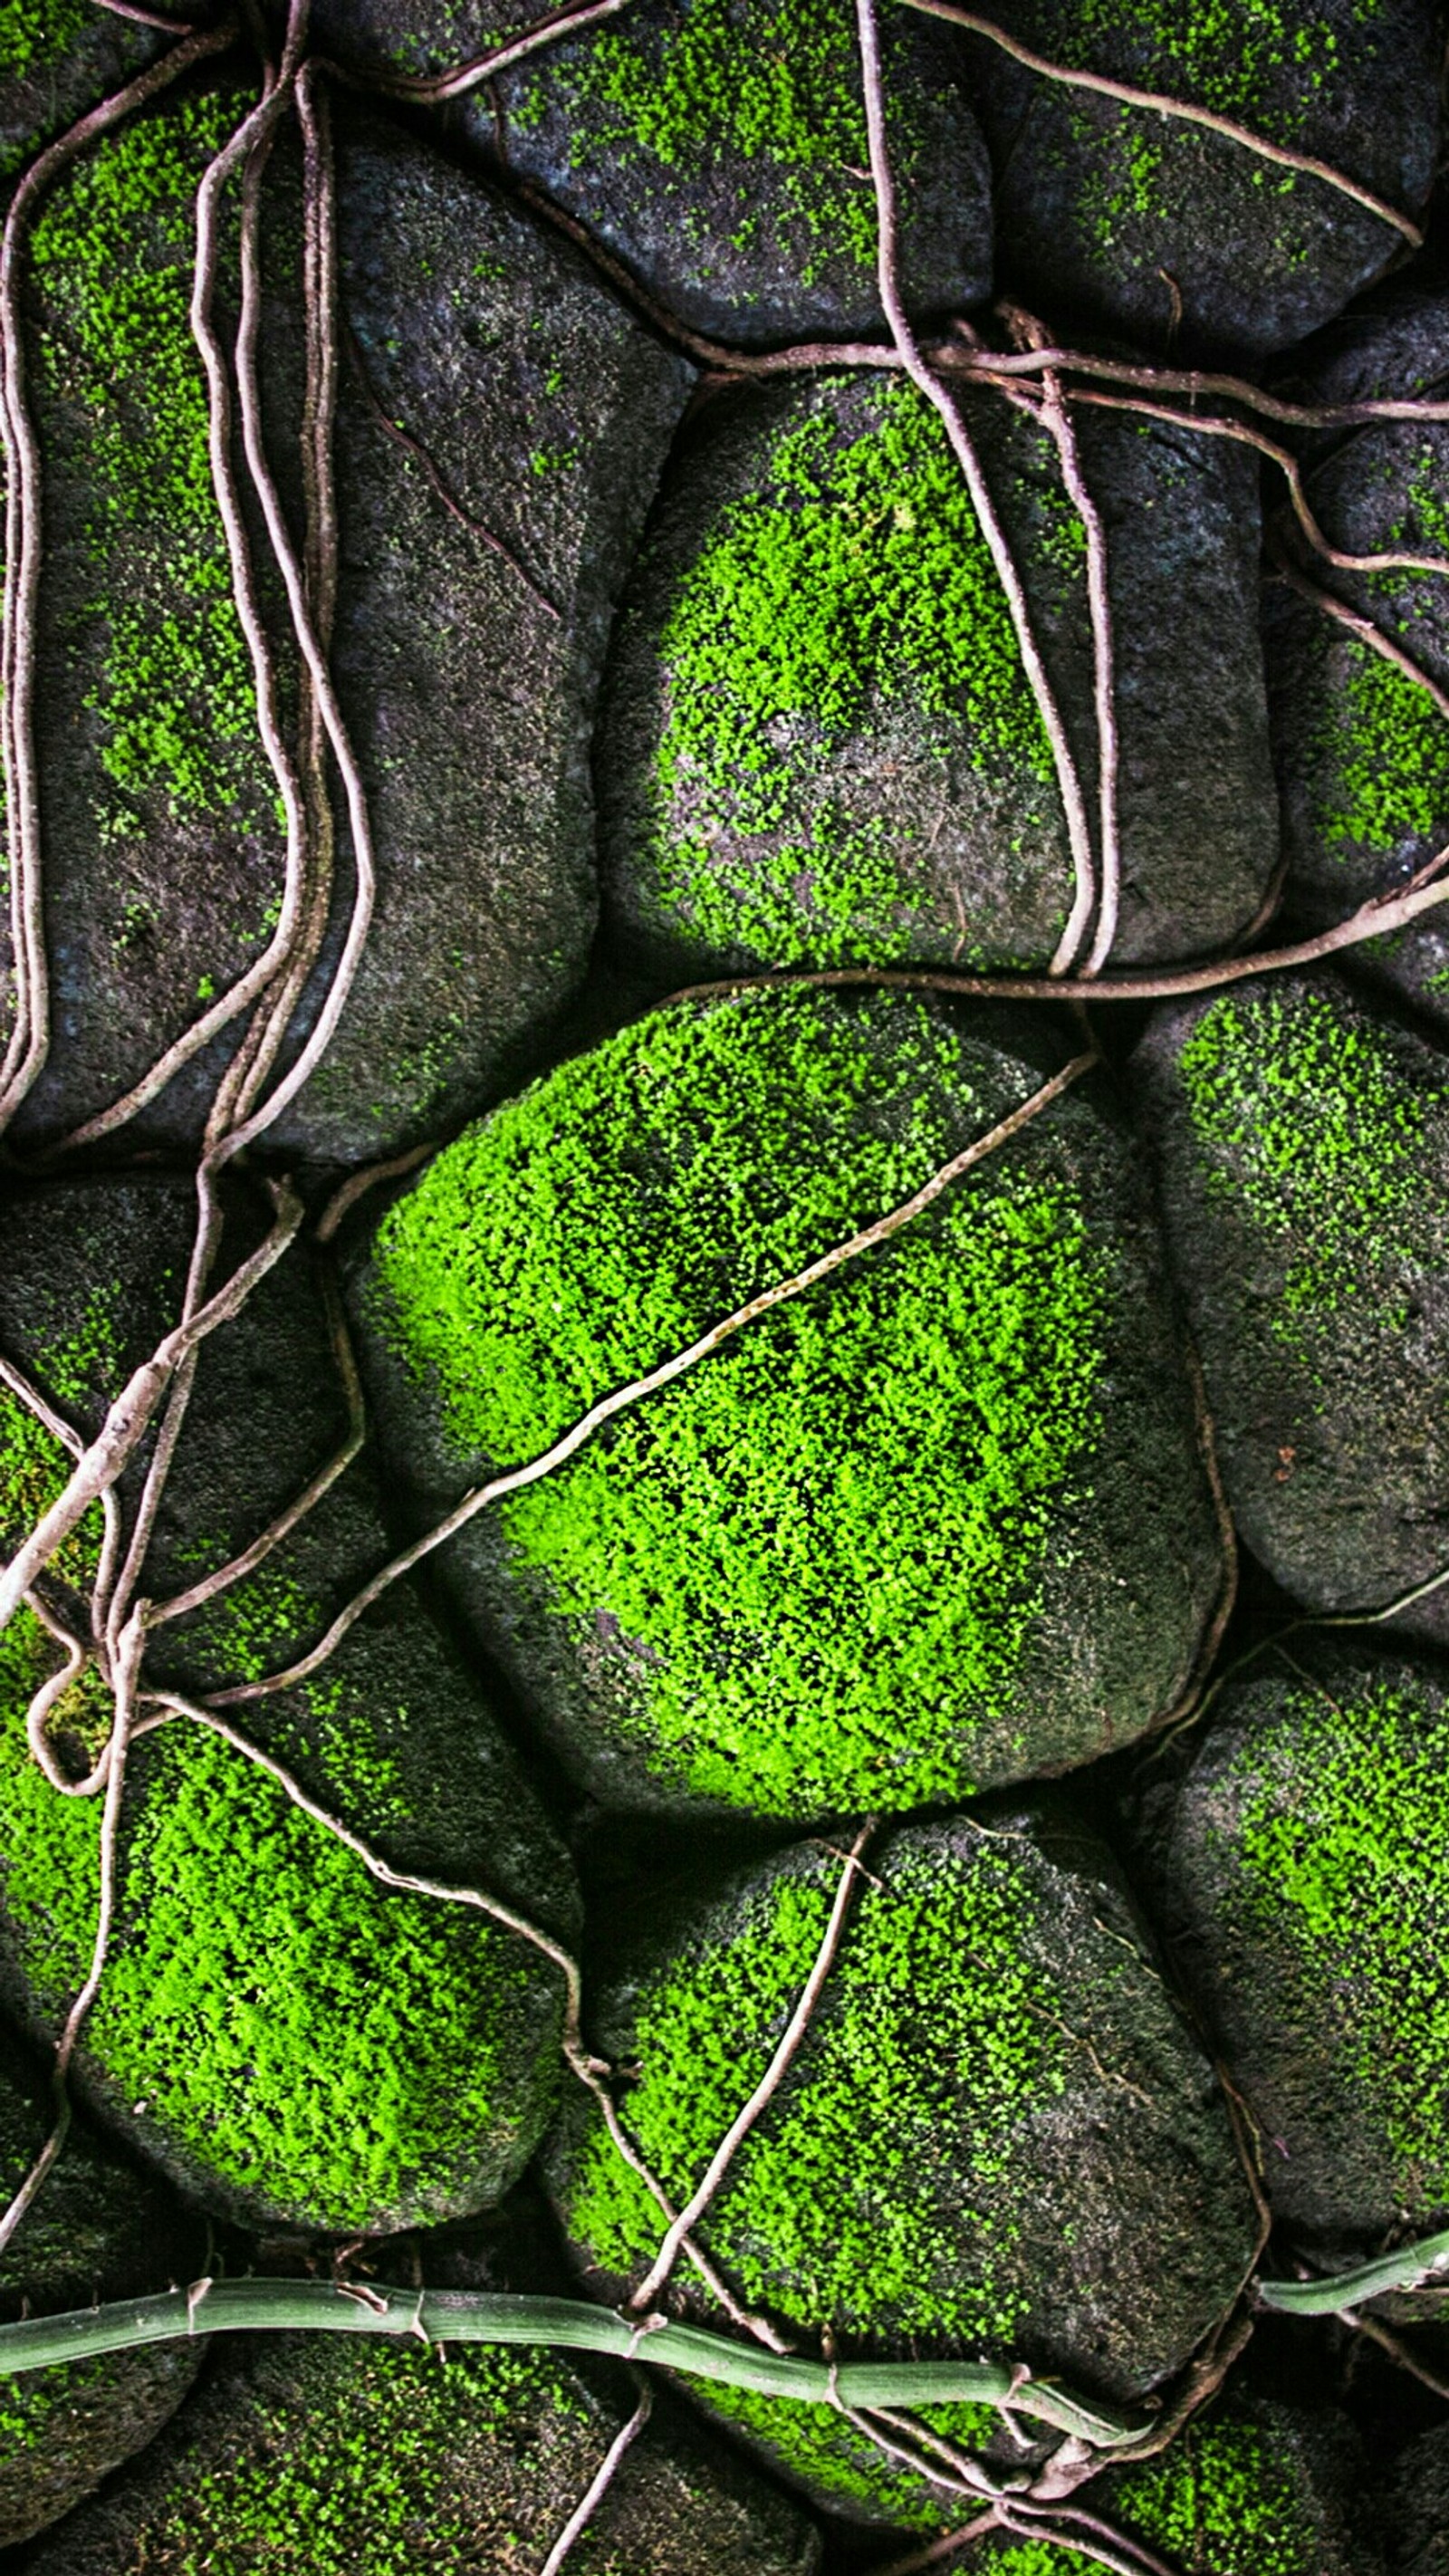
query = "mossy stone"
(972, 2396, 1375, 2575)
(600, 370, 1277, 978)
(545, 1807, 1258, 2526)
(0, 2024, 203, 2548)
(350, 985, 1227, 1821)
(0, 1172, 579, 2235)
(0, 0, 173, 193)
(959, 0, 1439, 359)
(302, 0, 993, 348)
(1133, 969, 1449, 1638)
(1263, 294, 1449, 1039)
(27, 2327, 821, 2575)
(1163, 1645, 1449, 2254)
(6, 76, 691, 1162)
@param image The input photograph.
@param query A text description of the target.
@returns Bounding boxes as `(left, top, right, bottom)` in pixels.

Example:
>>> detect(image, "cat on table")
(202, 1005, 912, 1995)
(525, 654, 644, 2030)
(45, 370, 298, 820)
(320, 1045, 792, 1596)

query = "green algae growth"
(550, 1828, 1065, 2519)
(1176, 977, 1446, 1346)
(1229, 1666, 1449, 2211)
(0, 1604, 562, 2233)
(981, 2406, 1337, 2575)
(27, 79, 275, 853)
(625, 377, 1072, 970)
(364, 986, 1115, 1818)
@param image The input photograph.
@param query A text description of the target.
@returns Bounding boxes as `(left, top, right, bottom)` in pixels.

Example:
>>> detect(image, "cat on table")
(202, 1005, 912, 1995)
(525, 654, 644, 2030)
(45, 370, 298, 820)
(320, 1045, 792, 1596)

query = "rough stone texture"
(0, 0, 169, 193)
(24, 2291, 821, 2574)
(304, 0, 993, 350)
(5, 80, 691, 1164)
(600, 369, 1277, 978)
(0, 1172, 579, 2235)
(1164, 1646, 1449, 2254)
(545, 1807, 1258, 2525)
(349, 985, 1227, 1821)
(1387, 2423, 1449, 2576)
(1133, 968, 1449, 1644)
(973, 2397, 1376, 2575)
(957, 0, 1440, 359)
(0, 2024, 202, 2549)
(1263, 286, 1449, 1038)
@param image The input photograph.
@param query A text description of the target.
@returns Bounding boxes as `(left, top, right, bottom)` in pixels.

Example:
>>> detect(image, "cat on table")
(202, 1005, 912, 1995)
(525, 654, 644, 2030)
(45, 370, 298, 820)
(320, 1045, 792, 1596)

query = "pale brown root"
(0, 1185, 304, 1634)
(376, 0, 638, 102)
(0, 19, 239, 1138)
(872, 2510, 1005, 2576)
(629, 1821, 877, 2312)
(538, 2377, 652, 2576)
(144, 1275, 365, 1631)
(853, 0, 1098, 977)
(207, 1055, 1096, 1706)
(0, 1611, 144, 2256)
(1269, 542, 1449, 729)
(903, 0, 1422, 244)
(315, 1145, 431, 1245)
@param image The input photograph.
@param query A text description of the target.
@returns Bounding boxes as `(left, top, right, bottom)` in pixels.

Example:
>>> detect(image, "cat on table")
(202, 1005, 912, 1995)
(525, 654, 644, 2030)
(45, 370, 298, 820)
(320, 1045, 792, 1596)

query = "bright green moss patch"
(145, 2346, 593, 2576)
(28, 82, 273, 851)
(701, 2379, 998, 2531)
(1176, 979, 1444, 1341)
(0, 1609, 561, 2229)
(0, 0, 91, 82)
(638, 379, 1067, 967)
(1231, 1671, 1449, 2206)
(559, 1837, 1064, 2337)
(508, 0, 897, 282)
(1059, 0, 1361, 129)
(554, 1831, 1065, 2512)
(367, 988, 1114, 1815)
(984, 2411, 1324, 2573)
(1311, 641, 1449, 855)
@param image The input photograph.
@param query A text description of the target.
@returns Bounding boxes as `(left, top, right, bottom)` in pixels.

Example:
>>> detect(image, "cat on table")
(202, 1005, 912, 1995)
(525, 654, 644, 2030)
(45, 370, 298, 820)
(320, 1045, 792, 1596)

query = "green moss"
(983, 2410, 1331, 2573)
(0, 1604, 561, 2228)
(701, 2379, 997, 2530)
(507, 0, 915, 285)
(637, 379, 1069, 967)
(143, 2343, 601, 2576)
(555, 1831, 1066, 2514)
(1232, 1671, 1449, 2206)
(27, 82, 274, 854)
(367, 988, 1113, 1815)
(0, 0, 91, 82)
(1176, 979, 1444, 1346)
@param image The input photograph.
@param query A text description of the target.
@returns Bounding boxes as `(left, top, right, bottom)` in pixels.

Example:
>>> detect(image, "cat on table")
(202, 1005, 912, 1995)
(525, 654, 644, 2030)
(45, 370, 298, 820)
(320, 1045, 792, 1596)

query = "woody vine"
(2, 1, 1449, 2569)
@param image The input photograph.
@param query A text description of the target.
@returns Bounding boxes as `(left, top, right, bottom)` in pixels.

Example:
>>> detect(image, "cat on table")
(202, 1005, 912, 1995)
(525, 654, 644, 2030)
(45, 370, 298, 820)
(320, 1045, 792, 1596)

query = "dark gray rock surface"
(349, 985, 1228, 1821)
(600, 368, 1277, 976)
(1387, 2423, 1449, 2576)
(545, 1806, 1259, 2523)
(958, 0, 1440, 358)
(6, 81, 691, 1165)
(305, 0, 993, 351)
(1165, 1645, 1449, 2254)
(1133, 968, 1449, 1642)
(0, 2026, 202, 2549)
(1263, 289, 1449, 1036)
(0, 1173, 578, 2235)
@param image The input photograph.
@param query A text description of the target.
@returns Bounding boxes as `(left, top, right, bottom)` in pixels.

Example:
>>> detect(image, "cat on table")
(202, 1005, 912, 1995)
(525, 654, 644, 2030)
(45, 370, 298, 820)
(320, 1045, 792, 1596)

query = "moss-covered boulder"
(0, 1172, 579, 2235)
(29, 2330, 821, 2575)
(972, 2397, 1375, 2575)
(7, 72, 690, 1161)
(0, 2023, 202, 2547)
(545, 1809, 1258, 2526)
(350, 985, 1227, 1821)
(601, 369, 1277, 977)
(959, 0, 1439, 358)
(306, 0, 993, 350)
(1133, 970, 1449, 1638)
(1163, 1646, 1449, 2253)
(1263, 304, 1449, 1039)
